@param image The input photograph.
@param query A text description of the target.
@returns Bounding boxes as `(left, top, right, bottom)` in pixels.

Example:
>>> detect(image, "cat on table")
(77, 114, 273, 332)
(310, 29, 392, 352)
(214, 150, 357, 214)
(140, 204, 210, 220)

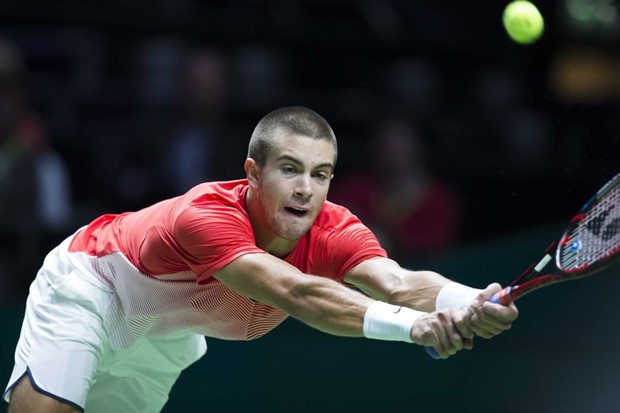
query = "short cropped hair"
(248, 106, 338, 167)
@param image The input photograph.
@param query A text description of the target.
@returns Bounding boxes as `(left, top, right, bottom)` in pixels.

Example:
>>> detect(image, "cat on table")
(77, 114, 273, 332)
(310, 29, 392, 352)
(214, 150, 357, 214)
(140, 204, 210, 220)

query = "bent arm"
(214, 252, 375, 337)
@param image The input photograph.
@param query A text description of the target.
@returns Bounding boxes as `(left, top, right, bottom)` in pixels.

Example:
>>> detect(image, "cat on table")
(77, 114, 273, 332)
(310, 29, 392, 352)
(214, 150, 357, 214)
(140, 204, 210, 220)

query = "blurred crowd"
(0, 1, 618, 300)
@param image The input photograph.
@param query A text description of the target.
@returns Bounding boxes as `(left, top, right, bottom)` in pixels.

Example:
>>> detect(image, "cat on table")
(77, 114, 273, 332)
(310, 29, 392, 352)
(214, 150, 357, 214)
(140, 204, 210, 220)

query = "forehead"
(268, 130, 336, 167)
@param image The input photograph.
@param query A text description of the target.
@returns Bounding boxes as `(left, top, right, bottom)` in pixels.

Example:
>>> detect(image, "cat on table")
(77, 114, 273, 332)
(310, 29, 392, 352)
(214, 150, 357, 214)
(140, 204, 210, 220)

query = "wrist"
(435, 282, 481, 310)
(363, 301, 424, 343)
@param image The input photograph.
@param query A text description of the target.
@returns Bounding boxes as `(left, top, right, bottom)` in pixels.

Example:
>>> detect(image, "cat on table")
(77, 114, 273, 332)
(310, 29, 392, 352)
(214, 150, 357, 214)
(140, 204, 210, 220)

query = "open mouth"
(284, 207, 309, 217)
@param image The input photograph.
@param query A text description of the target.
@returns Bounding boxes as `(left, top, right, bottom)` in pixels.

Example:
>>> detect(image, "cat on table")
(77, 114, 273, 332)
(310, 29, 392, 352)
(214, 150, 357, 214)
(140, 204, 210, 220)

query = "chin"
(277, 224, 311, 241)
(280, 230, 307, 241)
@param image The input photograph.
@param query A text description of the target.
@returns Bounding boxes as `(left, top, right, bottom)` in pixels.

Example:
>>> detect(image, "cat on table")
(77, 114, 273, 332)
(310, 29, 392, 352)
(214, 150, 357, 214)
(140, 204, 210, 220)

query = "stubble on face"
(248, 131, 335, 256)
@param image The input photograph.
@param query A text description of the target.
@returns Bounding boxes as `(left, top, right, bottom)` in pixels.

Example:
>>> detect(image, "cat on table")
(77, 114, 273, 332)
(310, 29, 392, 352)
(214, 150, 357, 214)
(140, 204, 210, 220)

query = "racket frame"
(496, 173, 620, 305)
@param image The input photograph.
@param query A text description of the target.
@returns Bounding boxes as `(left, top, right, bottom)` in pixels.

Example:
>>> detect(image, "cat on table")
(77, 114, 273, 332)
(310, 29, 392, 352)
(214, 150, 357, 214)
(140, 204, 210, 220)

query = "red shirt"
(68, 179, 386, 343)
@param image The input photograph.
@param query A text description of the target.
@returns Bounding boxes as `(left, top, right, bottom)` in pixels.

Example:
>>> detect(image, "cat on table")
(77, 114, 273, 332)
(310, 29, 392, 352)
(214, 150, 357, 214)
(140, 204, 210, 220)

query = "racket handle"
(425, 347, 441, 359)
(488, 290, 503, 304)
(424, 287, 513, 359)
(489, 286, 513, 305)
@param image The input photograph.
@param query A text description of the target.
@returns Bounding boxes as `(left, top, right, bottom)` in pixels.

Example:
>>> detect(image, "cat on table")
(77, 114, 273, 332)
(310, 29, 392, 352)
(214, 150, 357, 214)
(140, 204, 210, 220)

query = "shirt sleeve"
(173, 202, 266, 284)
(314, 216, 387, 281)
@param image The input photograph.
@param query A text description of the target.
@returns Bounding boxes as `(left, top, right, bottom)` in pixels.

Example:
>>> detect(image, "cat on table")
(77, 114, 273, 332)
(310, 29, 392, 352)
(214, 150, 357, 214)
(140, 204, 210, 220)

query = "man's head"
(244, 106, 338, 255)
(248, 106, 338, 167)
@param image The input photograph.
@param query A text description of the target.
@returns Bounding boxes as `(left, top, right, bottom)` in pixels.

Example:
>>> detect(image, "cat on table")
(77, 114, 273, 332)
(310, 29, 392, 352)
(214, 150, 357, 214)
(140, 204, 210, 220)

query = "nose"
(294, 173, 313, 199)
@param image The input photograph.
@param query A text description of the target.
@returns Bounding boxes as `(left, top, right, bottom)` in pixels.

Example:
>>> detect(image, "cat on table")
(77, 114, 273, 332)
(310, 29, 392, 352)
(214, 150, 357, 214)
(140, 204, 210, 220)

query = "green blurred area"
(2, 223, 619, 413)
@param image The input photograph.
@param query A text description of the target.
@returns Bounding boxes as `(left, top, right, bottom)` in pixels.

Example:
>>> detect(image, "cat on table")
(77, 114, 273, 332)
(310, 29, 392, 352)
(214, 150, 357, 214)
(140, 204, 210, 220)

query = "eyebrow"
(276, 154, 334, 171)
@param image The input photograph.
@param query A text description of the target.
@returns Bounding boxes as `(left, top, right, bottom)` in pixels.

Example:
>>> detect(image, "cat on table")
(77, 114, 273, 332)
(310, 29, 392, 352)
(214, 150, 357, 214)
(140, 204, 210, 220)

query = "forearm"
(215, 253, 375, 337)
(377, 274, 483, 313)
(381, 270, 451, 312)
(345, 258, 452, 312)
(277, 276, 431, 344)
(282, 275, 375, 336)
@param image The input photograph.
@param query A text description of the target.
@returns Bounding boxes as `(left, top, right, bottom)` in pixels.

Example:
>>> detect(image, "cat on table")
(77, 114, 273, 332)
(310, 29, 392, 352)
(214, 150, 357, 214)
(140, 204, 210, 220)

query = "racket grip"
(488, 290, 503, 304)
(489, 286, 513, 305)
(424, 287, 513, 359)
(425, 347, 441, 359)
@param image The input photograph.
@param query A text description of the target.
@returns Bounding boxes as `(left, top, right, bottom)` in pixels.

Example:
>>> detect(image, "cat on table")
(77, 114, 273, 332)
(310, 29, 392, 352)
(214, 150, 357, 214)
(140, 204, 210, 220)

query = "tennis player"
(4, 106, 518, 413)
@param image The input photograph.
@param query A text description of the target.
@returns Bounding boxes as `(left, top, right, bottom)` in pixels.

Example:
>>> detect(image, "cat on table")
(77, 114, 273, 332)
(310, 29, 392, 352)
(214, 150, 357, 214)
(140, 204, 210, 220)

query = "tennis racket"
(426, 173, 620, 359)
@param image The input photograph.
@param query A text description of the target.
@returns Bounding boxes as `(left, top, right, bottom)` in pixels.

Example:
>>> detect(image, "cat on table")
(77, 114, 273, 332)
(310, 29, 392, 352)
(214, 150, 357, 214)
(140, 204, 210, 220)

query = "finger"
(432, 310, 473, 358)
(481, 302, 519, 321)
(471, 312, 512, 338)
(433, 312, 461, 359)
(446, 309, 471, 355)
(472, 323, 508, 339)
(485, 282, 503, 293)
(472, 303, 515, 330)
(437, 335, 460, 358)
(473, 283, 502, 306)
(463, 337, 474, 350)
(429, 334, 450, 360)
(432, 315, 452, 359)
(447, 326, 464, 354)
(415, 314, 451, 359)
(467, 309, 502, 338)
(477, 320, 513, 335)
(453, 308, 475, 340)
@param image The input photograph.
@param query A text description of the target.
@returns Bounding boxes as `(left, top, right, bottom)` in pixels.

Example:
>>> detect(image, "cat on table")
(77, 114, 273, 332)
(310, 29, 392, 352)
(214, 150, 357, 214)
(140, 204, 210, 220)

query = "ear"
(244, 158, 260, 186)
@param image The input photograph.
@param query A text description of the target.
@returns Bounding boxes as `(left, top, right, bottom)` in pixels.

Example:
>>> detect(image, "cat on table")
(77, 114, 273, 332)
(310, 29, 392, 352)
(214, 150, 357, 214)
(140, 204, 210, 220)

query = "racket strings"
(560, 183, 620, 271)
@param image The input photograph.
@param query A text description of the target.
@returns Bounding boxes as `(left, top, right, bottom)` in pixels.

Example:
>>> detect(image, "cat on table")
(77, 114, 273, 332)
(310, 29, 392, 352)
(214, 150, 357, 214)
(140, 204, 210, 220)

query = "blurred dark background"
(0, 0, 618, 412)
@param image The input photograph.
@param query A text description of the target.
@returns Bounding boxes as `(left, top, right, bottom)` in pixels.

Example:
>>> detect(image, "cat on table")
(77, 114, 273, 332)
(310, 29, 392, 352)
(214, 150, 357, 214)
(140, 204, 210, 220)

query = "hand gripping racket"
(426, 173, 620, 359)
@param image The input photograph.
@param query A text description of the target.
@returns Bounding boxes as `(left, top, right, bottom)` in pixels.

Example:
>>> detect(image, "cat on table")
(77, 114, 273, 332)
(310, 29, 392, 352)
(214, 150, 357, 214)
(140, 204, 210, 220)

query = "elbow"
(278, 276, 341, 328)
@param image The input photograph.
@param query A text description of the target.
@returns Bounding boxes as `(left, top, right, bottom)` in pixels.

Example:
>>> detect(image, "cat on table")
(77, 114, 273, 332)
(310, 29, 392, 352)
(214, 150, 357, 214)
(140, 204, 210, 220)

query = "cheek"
(259, 181, 281, 210)
(315, 183, 330, 201)
(264, 175, 291, 197)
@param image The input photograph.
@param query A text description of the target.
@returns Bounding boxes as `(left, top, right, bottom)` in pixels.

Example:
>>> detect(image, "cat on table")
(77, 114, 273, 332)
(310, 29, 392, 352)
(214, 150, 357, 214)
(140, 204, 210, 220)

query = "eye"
(281, 165, 297, 174)
(314, 171, 330, 182)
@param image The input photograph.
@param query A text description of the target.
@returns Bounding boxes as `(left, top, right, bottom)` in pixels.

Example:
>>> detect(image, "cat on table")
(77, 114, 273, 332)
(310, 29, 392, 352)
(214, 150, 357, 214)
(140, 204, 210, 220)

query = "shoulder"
(310, 200, 381, 250)
(174, 179, 252, 235)
(312, 200, 361, 231)
(183, 179, 249, 205)
(303, 200, 387, 279)
(178, 179, 249, 214)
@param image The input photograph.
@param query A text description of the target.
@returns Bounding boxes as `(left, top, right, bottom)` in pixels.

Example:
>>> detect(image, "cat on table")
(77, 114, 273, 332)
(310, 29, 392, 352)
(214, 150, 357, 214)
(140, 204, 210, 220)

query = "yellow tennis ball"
(503, 1, 544, 44)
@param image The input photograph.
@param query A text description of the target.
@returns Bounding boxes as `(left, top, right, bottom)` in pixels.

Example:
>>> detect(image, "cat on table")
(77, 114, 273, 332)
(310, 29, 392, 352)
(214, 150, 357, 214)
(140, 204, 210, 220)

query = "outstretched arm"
(214, 252, 473, 358)
(343, 257, 519, 340)
(343, 256, 451, 312)
(215, 252, 373, 336)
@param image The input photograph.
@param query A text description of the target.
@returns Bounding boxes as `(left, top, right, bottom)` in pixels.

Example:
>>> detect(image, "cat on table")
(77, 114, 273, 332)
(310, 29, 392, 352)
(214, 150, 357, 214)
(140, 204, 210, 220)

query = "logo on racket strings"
(586, 205, 619, 241)
(570, 239, 583, 251)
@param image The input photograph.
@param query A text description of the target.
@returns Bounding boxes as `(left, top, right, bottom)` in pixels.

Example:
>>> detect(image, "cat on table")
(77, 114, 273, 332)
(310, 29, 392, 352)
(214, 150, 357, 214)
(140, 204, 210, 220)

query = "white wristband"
(435, 282, 481, 310)
(362, 301, 424, 343)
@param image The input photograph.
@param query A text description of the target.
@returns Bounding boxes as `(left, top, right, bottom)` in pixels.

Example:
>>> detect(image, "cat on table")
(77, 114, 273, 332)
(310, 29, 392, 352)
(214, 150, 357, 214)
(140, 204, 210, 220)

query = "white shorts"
(3, 234, 207, 412)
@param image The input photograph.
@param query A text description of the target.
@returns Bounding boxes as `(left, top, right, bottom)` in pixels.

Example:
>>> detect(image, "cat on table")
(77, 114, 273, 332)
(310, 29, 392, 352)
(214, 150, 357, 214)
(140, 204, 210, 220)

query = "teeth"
(287, 207, 307, 214)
